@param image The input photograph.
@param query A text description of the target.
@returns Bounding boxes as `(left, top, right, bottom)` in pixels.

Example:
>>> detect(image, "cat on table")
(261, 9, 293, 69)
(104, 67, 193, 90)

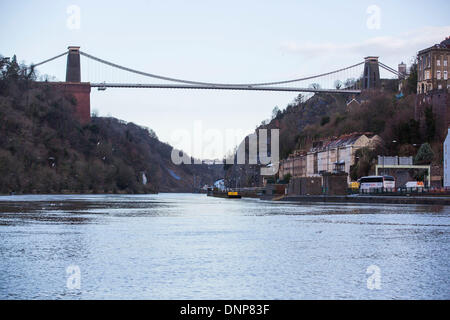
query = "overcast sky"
(1, 0, 449, 159)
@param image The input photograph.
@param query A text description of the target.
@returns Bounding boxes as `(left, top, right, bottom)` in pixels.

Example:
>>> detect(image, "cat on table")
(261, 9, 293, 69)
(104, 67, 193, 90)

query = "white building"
(444, 128, 450, 187)
(214, 179, 226, 192)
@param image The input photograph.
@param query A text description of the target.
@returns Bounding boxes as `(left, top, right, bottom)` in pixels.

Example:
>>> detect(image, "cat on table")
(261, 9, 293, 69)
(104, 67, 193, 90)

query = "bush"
(414, 143, 434, 165)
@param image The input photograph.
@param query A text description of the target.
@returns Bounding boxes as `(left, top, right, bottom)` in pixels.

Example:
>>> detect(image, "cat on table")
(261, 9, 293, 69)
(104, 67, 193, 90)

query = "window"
(445, 60, 448, 67)
(437, 59, 441, 66)
(445, 71, 448, 80)
(437, 70, 441, 80)
(360, 177, 383, 183)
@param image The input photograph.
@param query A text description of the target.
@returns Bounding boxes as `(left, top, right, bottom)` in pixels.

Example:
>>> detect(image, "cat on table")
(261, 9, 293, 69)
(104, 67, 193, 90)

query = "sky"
(1, 0, 449, 159)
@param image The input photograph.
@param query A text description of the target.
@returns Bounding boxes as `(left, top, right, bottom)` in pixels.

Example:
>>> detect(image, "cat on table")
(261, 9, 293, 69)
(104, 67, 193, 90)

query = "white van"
(404, 181, 424, 189)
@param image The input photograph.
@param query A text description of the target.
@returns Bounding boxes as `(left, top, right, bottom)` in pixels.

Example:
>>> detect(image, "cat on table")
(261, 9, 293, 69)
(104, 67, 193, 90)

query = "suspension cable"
(79, 50, 365, 87)
(378, 61, 401, 76)
(30, 51, 69, 68)
(379, 64, 398, 75)
(379, 65, 401, 77)
(28, 50, 402, 87)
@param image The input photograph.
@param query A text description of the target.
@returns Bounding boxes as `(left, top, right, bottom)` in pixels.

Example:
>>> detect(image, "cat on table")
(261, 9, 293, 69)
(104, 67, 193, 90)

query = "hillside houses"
(279, 132, 382, 183)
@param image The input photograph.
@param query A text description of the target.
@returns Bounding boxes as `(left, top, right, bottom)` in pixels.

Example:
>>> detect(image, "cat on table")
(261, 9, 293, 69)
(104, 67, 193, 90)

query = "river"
(0, 193, 449, 299)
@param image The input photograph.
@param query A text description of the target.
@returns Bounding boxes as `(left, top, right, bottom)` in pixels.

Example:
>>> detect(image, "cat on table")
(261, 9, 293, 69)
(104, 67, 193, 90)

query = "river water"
(0, 193, 448, 300)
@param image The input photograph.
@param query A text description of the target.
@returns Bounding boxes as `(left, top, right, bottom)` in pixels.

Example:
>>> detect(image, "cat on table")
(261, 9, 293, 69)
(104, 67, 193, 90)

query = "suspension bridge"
(29, 46, 403, 122)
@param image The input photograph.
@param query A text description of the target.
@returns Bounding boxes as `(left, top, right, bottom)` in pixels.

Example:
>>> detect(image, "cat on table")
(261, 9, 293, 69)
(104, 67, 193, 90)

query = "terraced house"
(279, 133, 382, 183)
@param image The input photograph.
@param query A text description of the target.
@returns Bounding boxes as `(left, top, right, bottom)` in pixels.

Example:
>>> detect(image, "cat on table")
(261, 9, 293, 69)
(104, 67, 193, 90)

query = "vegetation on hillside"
(0, 55, 222, 194)
(224, 62, 441, 186)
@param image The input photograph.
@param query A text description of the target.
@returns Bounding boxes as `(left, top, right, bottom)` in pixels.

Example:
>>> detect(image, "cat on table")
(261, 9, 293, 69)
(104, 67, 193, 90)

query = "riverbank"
(277, 194, 450, 205)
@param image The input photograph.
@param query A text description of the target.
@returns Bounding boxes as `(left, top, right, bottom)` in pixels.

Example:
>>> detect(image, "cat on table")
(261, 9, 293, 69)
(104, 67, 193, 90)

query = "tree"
(334, 80, 343, 90)
(0, 55, 35, 95)
(406, 61, 417, 94)
(344, 78, 356, 89)
(350, 147, 376, 180)
(5, 55, 20, 81)
(145, 127, 158, 139)
(309, 83, 321, 90)
(393, 119, 420, 145)
(282, 173, 292, 184)
(414, 143, 434, 165)
(294, 94, 305, 104)
(398, 144, 417, 157)
(424, 107, 436, 142)
(320, 116, 330, 126)
(271, 106, 281, 120)
(0, 55, 8, 73)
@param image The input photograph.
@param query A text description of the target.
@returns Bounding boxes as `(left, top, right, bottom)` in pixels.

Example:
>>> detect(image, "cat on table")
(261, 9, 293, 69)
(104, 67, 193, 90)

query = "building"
(398, 62, 407, 80)
(346, 97, 361, 108)
(307, 133, 382, 182)
(444, 129, 450, 188)
(214, 179, 226, 192)
(279, 133, 382, 183)
(398, 62, 408, 92)
(278, 150, 307, 179)
(376, 156, 431, 187)
(417, 37, 450, 93)
(415, 37, 450, 140)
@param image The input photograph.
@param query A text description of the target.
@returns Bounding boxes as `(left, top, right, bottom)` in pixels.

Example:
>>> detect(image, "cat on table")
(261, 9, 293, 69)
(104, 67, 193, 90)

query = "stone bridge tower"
(62, 46, 91, 123)
(363, 56, 381, 90)
(66, 46, 82, 82)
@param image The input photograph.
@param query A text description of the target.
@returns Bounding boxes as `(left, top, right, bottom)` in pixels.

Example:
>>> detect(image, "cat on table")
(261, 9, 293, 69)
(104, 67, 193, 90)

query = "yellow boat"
(227, 191, 241, 198)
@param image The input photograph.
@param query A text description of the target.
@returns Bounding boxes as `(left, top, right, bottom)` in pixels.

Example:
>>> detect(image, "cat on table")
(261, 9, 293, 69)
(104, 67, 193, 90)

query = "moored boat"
(227, 191, 241, 198)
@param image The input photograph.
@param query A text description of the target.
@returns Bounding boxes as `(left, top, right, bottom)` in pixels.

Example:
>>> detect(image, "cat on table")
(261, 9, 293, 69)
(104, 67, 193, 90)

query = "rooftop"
(310, 132, 377, 152)
(418, 36, 450, 53)
(283, 132, 380, 160)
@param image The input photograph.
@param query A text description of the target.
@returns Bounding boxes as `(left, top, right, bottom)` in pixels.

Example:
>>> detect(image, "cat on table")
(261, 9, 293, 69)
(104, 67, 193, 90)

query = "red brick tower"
(64, 46, 91, 123)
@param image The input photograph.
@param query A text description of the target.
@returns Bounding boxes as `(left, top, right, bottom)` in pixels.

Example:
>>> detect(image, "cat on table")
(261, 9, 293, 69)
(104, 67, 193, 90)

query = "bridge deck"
(90, 83, 361, 94)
